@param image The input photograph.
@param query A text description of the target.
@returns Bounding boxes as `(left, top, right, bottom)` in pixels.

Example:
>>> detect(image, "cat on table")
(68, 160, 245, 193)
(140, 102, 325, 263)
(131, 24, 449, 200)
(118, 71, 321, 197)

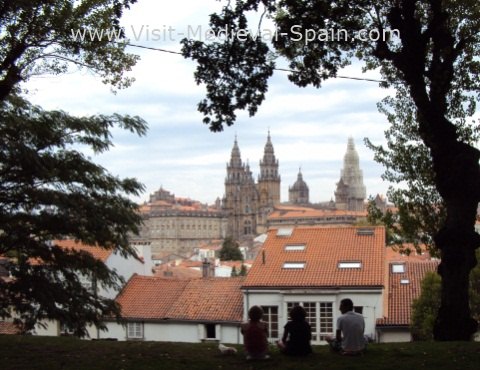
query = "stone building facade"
(132, 188, 228, 255)
(223, 133, 281, 239)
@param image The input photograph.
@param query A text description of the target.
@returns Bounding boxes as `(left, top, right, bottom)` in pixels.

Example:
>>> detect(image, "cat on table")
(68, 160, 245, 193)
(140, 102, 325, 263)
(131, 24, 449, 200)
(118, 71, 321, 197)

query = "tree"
(231, 265, 238, 277)
(412, 253, 480, 340)
(411, 271, 441, 341)
(0, 0, 139, 101)
(0, 95, 147, 336)
(219, 237, 243, 261)
(182, 0, 480, 340)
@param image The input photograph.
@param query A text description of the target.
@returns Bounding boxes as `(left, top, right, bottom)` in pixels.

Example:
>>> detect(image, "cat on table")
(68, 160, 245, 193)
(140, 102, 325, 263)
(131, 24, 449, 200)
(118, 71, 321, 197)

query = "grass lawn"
(1, 335, 479, 370)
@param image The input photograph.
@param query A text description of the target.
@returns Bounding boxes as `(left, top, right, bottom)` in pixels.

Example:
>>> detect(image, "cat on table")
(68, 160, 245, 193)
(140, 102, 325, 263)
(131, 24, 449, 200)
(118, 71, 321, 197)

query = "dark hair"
(248, 305, 264, 322)
(289, 305, 307, 322)
(341, 298, 354, 311)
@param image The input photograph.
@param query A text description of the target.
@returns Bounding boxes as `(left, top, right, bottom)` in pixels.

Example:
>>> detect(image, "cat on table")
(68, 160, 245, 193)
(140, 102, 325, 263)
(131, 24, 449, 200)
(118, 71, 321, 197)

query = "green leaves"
(0, 95, 147, 336)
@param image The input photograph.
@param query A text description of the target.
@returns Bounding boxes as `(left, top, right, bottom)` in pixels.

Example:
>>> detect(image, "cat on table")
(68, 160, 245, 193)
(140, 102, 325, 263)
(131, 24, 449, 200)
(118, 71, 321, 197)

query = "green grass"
(1, 335, 479, 370)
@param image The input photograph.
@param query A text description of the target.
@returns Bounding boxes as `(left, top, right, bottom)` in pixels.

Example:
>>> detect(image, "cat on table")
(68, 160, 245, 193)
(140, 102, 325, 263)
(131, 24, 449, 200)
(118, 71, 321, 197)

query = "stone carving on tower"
(289, 168, 309, 204)
(334, 137, 367, 211)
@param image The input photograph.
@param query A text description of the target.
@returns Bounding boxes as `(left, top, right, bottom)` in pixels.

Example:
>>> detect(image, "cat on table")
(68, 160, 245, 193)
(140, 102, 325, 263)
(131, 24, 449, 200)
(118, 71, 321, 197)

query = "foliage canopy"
(183, 0, 480, 340)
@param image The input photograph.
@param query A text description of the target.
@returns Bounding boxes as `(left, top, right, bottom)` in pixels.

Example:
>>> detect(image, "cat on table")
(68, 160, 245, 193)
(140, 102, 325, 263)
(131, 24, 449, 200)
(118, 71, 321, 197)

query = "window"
(354, 306, 363, 314)
(261, 306, 279, 340)
(127, 322, 143, 339)
(392, 263, 405, 273)
(400, 279, 410, 284)
(284, 244, 306, 251)
(283, 262, 306, 269)
(319, 303, 333, 341)
(205, 324, 216, 339)
(277, 228, 293, 237)
(338, 261, 362, 269)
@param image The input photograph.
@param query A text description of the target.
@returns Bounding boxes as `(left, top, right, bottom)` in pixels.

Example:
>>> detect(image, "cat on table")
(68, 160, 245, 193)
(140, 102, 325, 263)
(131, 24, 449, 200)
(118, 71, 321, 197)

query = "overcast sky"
(24, 0, 393, 205)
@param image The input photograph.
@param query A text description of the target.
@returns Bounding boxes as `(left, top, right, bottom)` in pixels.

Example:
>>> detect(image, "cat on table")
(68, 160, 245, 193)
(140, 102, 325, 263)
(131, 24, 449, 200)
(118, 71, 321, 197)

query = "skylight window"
(392, 264, 405, 273)
(400, 279, 410, 284)
(285, 244, 306, 251)
(283, 262, 306, 269)
(277, 228, 293, 237)
(338, 261, 362, 269)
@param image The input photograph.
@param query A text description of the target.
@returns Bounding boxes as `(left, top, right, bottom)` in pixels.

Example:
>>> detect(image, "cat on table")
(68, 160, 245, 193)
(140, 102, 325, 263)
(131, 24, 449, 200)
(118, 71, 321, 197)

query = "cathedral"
(222, 134, 367, 239)
(222, 132, 280, 239)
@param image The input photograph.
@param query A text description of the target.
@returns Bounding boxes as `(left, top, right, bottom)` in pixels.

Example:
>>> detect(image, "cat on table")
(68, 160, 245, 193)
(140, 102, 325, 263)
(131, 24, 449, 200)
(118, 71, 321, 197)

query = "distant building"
(288, 168, 309, 205)
(222, 132, 280, 239)
(334, 137, 367, 211)
(223, 135, 369, 239)
(132, 188, 228, 255)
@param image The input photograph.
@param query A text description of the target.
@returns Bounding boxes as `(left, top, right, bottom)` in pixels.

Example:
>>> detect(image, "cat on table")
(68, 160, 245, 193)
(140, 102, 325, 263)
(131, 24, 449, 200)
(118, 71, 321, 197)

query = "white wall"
(34, 320, 59, 336)
(377, 328, 411, 343)
(244, 289, 383, 344)
(99, 321, 242, 344)
(99, 249, 153, 299)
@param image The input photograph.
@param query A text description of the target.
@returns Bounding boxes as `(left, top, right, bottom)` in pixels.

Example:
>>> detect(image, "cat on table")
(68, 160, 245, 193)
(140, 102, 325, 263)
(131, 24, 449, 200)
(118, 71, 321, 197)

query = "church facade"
(223, 135, 368, 239)
(222, 133, 280, 239)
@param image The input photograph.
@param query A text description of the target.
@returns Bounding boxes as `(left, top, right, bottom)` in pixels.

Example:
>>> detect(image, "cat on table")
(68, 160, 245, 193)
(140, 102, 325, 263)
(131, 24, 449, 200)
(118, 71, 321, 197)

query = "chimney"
(202, 258, 212, 278)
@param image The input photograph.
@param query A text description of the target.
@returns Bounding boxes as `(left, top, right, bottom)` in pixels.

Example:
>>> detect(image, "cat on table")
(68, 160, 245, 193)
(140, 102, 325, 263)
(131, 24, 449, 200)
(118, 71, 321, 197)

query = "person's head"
(289, 305, 307, 322)
(248, 305, 264, 322)
(339, 298, 354, 314)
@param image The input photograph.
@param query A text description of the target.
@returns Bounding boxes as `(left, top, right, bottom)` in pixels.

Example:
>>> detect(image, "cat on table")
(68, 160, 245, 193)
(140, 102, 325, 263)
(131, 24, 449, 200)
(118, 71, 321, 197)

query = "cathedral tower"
(334, 137, 367, 211)
(257, 131, 281, 207)
(223, 137, 258, 239)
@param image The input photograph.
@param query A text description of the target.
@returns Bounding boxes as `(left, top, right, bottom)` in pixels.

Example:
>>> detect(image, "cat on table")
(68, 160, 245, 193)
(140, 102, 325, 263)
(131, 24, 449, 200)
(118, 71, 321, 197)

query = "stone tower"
(257, 131, 281, 208)
(289, 168, 309, 204)
(334, 137, 367, 211)
(223, 137, 259, 239)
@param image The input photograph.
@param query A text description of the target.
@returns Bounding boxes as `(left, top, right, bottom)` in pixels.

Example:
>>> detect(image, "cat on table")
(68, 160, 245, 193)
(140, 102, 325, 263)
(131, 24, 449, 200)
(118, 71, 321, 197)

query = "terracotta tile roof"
(268, 208, 367, 220)
(54, 240, 113, 262)
(169, 277, 244, 322)
(116, 275, 190, 320)
(116, 275, 244, 323)
(0, 321, 21, 335)
(385, 245, 433, 262)
(377, 260, 439, 326)
(243, 227, 385, 288)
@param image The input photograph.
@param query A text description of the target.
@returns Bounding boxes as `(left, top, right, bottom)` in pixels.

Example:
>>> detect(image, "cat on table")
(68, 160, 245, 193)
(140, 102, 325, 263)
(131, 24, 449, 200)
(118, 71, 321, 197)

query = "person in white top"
(326, 298, 366, 355)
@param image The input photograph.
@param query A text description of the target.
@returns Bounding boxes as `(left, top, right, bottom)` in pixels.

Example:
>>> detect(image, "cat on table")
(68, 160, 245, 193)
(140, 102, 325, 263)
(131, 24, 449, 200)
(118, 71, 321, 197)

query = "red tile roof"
(268, 208, 367, 220)
(243, 227, 385, 288)
(169, 278, 244, 322)
(377, 260, 439, 326)
(116, 275, 244, 323)
(54, 240, 113, 262)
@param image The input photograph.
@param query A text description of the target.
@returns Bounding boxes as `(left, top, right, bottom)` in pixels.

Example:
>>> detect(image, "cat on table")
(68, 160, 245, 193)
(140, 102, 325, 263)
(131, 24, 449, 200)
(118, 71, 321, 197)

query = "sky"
(24, 0, 394, 205)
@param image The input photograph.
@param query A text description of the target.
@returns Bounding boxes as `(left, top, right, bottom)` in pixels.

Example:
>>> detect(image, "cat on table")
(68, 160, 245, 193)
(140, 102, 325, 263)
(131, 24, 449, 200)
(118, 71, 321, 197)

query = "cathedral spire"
(335, 137, 366, 211)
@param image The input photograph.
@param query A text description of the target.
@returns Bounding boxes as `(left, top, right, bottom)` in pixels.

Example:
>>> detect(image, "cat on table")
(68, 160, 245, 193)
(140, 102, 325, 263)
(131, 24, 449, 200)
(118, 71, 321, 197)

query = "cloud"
(23, 0, 392, 205)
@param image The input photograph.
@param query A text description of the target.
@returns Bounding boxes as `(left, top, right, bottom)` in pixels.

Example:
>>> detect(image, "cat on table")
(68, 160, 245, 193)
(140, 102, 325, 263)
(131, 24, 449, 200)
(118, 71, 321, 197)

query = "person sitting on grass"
(277, 305, 312, 356)
(240, 305, 270, 360)
(326, 298, 366, 356)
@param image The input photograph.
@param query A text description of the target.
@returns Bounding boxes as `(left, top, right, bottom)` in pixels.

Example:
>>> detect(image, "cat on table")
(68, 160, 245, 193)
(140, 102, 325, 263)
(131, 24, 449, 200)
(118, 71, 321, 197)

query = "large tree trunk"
(427, 134, 480, 340)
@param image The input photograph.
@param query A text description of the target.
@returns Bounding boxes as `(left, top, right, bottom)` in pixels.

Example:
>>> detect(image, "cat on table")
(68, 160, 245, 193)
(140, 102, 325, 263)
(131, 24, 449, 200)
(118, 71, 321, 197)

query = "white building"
(242, 226, 385, 344)
(102, 275, 244, 343)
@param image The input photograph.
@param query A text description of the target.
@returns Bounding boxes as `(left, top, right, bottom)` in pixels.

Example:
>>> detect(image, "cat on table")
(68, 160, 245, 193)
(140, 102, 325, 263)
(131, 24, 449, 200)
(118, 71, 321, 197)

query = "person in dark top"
(241, 305, 270, 360)
(277, 305, 312, 356)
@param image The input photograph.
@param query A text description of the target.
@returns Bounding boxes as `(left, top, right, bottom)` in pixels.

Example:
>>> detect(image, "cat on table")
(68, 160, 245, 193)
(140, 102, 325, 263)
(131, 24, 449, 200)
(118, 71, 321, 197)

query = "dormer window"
(283, 262, 306, 269)
(338, 261, 362, 269)
(284, 244, 306, 251)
